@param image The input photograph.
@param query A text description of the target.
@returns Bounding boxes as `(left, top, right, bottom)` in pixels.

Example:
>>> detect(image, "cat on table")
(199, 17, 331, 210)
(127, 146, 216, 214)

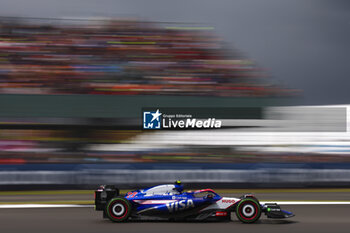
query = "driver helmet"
(174, 180, 183, 193)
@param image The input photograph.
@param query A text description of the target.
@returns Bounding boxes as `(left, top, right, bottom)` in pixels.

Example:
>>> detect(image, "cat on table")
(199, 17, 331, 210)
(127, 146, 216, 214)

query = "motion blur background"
(0, 0, 350, 190)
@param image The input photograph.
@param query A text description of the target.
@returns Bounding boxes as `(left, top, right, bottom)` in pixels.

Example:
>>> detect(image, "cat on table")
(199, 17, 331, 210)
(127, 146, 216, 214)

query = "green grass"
(0, 190, 94, 196)
(1, 188, 350, 196)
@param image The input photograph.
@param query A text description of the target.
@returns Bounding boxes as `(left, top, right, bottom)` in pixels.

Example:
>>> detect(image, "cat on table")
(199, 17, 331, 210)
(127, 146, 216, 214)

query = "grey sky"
(1, 0, 350, 104)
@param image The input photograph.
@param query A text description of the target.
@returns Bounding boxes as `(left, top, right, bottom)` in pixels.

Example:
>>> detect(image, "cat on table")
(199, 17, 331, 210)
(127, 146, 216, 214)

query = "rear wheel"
(105, 197, 131, 222)
(235, 198, 261, 223)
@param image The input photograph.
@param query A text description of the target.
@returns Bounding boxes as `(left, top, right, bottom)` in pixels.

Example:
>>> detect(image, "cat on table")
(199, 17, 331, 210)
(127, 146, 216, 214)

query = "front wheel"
(235, 198, 261, 223)
(105, 197, 131, 222)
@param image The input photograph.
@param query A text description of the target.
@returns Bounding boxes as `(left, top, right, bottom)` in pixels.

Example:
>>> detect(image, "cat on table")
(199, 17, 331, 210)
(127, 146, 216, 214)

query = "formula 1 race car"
(95, 182, 294, 223)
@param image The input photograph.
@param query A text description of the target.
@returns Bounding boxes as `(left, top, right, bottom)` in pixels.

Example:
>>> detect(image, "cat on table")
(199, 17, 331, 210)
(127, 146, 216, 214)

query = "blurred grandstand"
(0, 16, 297, 162)
(2, 17, 349, 188)
(0, 17, 295, 97)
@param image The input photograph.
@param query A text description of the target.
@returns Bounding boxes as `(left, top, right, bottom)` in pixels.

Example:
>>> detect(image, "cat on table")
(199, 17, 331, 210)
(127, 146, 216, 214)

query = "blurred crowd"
(0, 18, 294, 96)
(0, 18, 303, 166)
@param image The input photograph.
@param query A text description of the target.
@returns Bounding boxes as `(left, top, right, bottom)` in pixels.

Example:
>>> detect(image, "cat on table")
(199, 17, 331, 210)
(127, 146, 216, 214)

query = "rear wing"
(95, 185, 119, 211)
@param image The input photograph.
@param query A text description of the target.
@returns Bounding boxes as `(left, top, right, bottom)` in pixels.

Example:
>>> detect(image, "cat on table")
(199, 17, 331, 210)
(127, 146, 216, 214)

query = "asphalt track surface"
(1, 190, 350, 233)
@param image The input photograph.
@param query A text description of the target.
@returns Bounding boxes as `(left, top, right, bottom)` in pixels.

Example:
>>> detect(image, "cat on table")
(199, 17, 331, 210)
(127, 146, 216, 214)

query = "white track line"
(261, 201, 350, 205)
(0, 204, 93, 209)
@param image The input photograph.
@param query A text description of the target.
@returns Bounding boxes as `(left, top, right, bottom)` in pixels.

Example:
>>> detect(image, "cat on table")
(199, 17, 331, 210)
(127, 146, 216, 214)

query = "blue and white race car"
(95, 181, 294, 223)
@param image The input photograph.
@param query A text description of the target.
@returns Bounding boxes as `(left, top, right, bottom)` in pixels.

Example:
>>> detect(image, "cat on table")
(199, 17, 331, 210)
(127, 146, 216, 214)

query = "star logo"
(143, 109, 162, 129)
(151, 109, 162, 122)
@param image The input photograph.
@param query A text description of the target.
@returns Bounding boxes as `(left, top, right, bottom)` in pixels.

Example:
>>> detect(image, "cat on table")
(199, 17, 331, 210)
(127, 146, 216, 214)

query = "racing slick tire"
(105, 197, 131, 222)
(235, 198, 261, 223)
